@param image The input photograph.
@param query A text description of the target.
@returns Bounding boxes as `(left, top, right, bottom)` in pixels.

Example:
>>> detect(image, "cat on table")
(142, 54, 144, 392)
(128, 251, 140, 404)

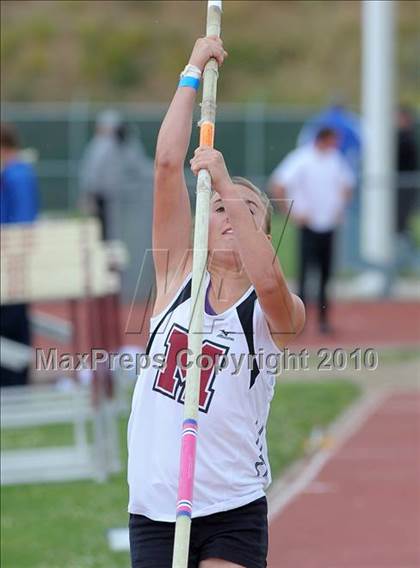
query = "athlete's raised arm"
(153, 37, 226, 300)
(190, 147, 305, 347)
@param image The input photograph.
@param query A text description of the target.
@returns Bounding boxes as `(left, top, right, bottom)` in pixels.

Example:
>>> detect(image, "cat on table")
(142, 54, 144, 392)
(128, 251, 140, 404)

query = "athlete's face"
(208, 185, 269, 264)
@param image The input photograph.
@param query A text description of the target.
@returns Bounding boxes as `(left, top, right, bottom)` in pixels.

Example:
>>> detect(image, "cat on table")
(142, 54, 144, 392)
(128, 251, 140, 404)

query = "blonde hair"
(230, 176, 273, 234)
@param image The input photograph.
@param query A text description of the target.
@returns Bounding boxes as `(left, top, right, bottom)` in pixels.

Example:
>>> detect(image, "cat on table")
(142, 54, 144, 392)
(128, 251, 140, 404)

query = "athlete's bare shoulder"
(152, 250, 193, 317)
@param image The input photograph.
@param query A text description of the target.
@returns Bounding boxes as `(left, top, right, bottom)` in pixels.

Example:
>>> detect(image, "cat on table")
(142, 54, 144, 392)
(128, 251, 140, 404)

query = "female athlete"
(128, 36, 305, 568)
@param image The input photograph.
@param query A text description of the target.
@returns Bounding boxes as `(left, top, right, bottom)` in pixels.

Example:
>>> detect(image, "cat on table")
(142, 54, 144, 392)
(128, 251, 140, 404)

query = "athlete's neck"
(207, 259, 251, 310)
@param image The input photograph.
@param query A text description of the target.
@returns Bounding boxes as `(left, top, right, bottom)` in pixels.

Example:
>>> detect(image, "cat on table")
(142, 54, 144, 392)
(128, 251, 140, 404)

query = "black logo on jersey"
(217, 329, 235, 341)
(153, 323, 230, 413)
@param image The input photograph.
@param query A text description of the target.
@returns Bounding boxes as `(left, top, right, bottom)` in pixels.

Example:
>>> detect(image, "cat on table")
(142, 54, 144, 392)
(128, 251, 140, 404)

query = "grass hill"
(1, 0, 419, 106)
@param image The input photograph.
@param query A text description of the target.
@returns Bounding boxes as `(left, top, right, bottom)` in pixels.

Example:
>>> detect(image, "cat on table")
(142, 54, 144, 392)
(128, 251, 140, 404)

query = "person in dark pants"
(269, 128, 354, 333)
(1, 122, 39, 386)
(396, 106, 419, 270)
(0, 305, 32, 387)
(397, 107, 418, 234)
(298, 225, 334, 329)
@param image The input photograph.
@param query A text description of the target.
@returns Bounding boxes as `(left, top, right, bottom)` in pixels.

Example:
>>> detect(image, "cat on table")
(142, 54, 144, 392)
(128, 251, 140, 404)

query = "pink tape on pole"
(176, 419, 198, 518)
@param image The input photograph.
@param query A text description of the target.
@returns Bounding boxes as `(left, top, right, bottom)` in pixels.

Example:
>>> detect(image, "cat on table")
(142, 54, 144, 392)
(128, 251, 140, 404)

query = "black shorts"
(129, 497, 268, 568)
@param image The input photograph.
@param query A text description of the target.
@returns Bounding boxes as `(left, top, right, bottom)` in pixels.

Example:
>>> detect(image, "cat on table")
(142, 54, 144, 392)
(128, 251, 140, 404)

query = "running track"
(268, 391, 420, 568)
(32, 299, 420, 354)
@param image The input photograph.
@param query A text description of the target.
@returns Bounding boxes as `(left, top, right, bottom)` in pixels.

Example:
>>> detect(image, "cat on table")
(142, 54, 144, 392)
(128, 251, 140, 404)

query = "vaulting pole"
(171, 2, 222, 567)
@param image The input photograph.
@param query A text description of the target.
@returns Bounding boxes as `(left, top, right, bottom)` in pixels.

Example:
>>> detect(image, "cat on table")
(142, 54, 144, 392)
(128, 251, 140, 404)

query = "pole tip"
(208, 0, 222, 9)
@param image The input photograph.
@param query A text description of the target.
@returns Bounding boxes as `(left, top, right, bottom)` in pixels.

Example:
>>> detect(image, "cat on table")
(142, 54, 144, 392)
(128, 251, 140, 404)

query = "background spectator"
(297, 101, 362, 172)
(1, 122, 40, 386)
(269, 128, 355, 334)
(1, 123, 39, 224)
(297, 102, 362, 268)
(396, 106, 419, 270)
(79, 109, 152, 241)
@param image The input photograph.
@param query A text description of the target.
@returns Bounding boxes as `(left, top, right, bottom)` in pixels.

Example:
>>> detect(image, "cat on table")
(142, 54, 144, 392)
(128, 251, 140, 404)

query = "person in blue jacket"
(1, 123, 39, 224)
(1, 122, 39, 386)
(297, 102, 361, 172)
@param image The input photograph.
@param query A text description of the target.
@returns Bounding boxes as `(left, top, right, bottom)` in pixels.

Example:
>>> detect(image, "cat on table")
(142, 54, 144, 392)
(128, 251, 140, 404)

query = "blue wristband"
(178, 76, 200, 91)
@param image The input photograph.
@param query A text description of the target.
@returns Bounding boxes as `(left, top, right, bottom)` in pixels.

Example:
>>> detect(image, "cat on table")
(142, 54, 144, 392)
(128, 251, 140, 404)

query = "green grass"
(2, 1, 419, 105)
(411, 213, 420, 248)
(377, 346, 420, 366)
(1, 423, 74, 451)
(267, 380, 360, 474)
(1, 418, 131, 568)
(271, 212, 297, 278)
(1, 380, 360, 568)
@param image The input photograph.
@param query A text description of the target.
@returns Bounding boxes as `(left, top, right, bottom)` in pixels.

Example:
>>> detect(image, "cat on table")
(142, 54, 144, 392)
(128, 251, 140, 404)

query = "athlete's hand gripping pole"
(171, 2, 222, 568)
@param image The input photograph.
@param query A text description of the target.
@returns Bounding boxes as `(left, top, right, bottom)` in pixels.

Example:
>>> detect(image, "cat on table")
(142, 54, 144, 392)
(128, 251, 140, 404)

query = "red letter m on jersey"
(153, 324, 229, 413)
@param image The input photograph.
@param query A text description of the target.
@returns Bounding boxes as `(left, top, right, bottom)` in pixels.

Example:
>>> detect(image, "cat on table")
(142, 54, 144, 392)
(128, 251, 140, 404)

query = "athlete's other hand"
(190, 147, 231, 192)
(188, 36, 227, 72)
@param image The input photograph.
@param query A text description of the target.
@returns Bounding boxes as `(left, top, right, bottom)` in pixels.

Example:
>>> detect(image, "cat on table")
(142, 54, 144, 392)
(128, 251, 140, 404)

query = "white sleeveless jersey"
(127, 271, 281, 521)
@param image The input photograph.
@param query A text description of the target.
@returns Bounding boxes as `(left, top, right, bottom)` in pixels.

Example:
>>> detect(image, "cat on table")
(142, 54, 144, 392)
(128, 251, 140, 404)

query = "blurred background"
(1, 1, 419, 567)
(2, 0, 419, 300)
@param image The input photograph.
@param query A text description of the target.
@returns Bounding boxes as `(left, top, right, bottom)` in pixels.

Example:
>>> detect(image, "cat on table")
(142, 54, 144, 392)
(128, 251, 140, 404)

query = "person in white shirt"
(127, 36, 305, 568)
(269, 128, 354, 333)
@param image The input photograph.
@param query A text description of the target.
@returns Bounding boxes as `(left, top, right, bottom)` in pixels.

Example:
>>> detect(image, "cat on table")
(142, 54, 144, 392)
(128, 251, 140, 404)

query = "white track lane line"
(267, 388, 389, 522)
